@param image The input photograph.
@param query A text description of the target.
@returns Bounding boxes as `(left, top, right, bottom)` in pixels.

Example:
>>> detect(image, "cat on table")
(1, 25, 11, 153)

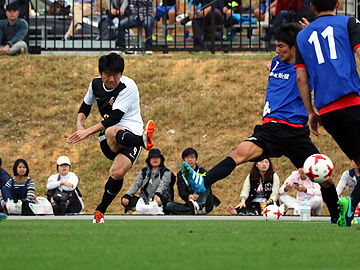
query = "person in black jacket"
(165, 148, 220, 215)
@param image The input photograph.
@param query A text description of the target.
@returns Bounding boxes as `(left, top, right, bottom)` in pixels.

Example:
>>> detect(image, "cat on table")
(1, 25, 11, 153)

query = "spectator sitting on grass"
(0, 157, 11, 188)
(227, 158, 279, 215)
(1, 159, 35, 215)
(165, 147, 220, 215)
(121, 149, 175, 214)
(0, 3, 28, 56)
(336, 160, 360, 213)
(279, 169, 322, 215)
(0, 157, 12, 212)
(46, 156, 84, 215)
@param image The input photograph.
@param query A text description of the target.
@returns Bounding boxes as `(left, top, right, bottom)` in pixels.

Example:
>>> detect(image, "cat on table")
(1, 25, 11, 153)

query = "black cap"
(6, 3, 18, 11)
(145, 148, 165, 165)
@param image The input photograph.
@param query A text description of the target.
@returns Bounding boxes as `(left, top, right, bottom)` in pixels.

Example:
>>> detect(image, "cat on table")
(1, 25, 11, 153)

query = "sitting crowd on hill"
(0, 156, 84, 216)
(0, 151, 355, 216)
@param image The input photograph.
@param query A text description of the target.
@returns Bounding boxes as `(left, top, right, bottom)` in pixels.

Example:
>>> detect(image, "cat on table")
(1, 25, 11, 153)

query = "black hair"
(6, 3, 18, 11)
(182, 148, 198, 160)
(273, 23, 302, 49)
(310, 0, 337, 13)
(249, 159, 274, 182)
(0, 157, 2, 166)
(98, 53, 124, 74)
(13, 159, 29, 176)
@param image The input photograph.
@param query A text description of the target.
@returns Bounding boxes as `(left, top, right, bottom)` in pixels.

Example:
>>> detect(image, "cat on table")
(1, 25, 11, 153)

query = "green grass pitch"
(1, 219, 360, 270)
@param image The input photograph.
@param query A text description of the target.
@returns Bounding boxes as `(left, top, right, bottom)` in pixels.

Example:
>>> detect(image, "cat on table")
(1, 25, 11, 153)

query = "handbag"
(53, 190, 70, 204)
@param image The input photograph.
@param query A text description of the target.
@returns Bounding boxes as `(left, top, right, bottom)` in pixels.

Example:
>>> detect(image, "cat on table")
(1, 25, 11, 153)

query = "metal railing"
(27, 0, 358, 53)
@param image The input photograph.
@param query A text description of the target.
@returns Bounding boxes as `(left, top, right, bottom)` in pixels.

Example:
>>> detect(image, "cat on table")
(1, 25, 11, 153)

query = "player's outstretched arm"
(67, 122, 105, 144)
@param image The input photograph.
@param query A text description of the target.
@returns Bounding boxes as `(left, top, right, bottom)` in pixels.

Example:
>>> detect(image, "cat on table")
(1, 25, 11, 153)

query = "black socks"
(96, 176, 123, 214)
(321, 184, 339, 222)
(204, 156, 237, 188)
(115, 130, 143, 148)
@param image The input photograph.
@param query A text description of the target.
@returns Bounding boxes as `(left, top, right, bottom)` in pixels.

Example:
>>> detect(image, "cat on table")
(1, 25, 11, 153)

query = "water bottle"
(264, 0, 270, 25)
(300, 196, 311, 221)
(260, 198, 267, 215)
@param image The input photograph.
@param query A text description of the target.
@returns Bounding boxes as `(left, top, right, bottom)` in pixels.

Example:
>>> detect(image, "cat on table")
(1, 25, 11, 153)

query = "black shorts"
(320, 105, 360, 161)
(98, 130, 142, 164)
(245, 122, 319, 168)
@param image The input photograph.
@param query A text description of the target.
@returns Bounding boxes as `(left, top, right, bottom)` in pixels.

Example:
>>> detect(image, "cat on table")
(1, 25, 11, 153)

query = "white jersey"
(83, 75, 143, 135)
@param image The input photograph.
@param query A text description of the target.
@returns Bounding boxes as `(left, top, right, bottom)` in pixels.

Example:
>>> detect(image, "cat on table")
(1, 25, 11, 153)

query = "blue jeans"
(1, 185, 27, 202)
(117, 16, 155, 49)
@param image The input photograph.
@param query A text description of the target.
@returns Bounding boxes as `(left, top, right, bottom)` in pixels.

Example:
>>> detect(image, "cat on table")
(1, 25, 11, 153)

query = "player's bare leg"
(105, 126, 124, 153)
(229, 141, 265, 165)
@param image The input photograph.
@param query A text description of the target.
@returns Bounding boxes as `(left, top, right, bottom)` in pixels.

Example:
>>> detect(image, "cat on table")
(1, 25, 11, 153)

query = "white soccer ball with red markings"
(263, 204, 282, 221)
(303, 154, 334, 183)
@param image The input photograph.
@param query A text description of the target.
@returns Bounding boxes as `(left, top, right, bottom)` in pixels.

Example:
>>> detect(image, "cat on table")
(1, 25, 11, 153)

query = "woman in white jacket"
(46, 156, 84, 215)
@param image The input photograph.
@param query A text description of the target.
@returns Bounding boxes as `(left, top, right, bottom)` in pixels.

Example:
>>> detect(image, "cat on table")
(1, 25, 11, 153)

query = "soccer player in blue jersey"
(181, 23, 340, 223)
(296, 0, 360, 227)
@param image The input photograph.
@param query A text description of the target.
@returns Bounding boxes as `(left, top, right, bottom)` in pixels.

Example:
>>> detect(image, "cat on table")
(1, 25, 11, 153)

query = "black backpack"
(98, 18, 117, 40)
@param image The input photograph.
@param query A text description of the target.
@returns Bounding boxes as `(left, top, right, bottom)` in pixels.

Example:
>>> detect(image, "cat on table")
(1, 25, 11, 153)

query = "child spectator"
(1, 159, 35, 215)
(46, 156, 84, 215)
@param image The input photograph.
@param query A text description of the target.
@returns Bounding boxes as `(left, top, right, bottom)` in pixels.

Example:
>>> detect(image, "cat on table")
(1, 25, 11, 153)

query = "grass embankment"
(0, 54, 352, 215)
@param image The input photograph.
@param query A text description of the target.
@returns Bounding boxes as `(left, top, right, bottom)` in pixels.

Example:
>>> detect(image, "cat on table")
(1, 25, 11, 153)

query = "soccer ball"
(303, 154, 334, 183)
(263, 204, 282, 221)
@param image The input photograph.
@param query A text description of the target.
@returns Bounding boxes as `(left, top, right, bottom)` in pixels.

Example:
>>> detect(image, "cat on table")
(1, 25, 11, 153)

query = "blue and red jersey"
(262, 56, 309, 126)
(295, 15, 360, 112)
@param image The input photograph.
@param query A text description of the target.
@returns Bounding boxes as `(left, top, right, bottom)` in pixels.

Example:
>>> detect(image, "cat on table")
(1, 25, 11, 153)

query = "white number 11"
(308, 26, 337, 64)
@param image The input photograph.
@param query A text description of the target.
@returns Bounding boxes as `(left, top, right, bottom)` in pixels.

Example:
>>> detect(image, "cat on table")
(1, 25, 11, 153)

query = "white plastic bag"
(136, 198, 164, 215)
(29, 197, 54, 215)
(6, 199, 22, 215)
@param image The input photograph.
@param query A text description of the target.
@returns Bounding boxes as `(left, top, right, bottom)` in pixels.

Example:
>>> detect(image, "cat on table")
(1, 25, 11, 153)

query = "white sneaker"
(188, 199, 200, 215)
